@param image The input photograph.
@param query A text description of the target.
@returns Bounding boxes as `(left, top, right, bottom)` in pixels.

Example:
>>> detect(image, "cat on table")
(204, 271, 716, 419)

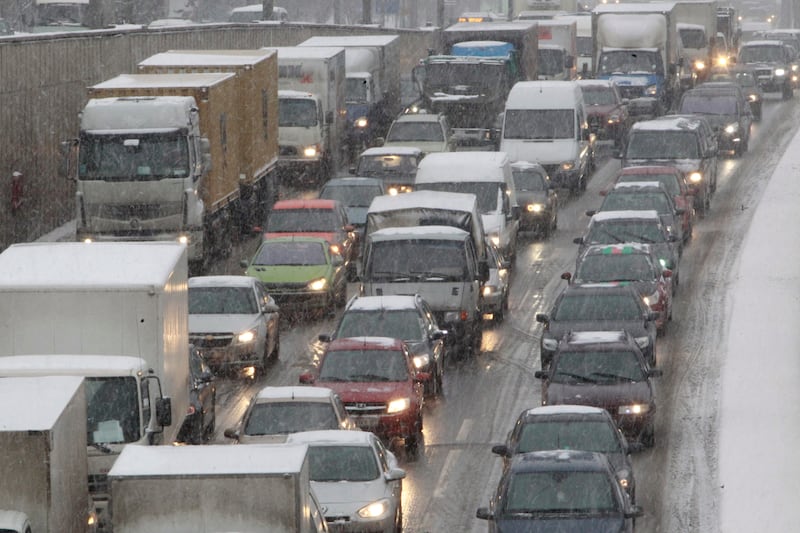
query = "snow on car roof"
(612, 181, 666, 190)
(393, 114, 442, 123)
(741, 40, 786, 47)
(255, 386, 336, 401)
(524, 405, 607, 416)
(286, 430, 372, 446)
(619, 165, 681, 174)
(0, 242, 185, 290)
(278, 89, 316, 98)
(91, 72, 236, 89)
(189, 275, 256, 288)
(632, 116, 702, 131)
(360, 146, 422, 156)
(566, 331, 628, 344)
(0, 376, 84, 431)
(369, 226, 470, 241)
(591, 209, 660, 222)
(109, 443, 309, 477)
(368, 191, 477, 214)
(328, 336, 405, 350)
(0, 355, 147, 376)
(267, 46, 345, 59)
(416, 152, 509, 183)
(348, 295, 418, 311)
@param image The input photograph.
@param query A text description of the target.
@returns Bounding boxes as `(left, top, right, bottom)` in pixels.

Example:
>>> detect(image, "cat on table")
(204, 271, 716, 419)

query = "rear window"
(626, 130, 700, 160)
(245, 402, 339, 435)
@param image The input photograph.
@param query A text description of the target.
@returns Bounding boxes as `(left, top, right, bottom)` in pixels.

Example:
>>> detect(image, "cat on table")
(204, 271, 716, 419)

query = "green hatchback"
(242, 236, 347, 318)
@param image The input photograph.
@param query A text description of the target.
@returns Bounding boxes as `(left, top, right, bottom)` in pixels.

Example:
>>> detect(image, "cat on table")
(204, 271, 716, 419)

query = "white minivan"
(499, 81, 593, 194)
(414, 151, 520, 260)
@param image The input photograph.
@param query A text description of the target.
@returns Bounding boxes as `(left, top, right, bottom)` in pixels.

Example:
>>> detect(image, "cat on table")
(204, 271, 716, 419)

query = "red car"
(264, 199, 357, 278)
(614, 166, 695, 245)
(300, 337, 427, 456)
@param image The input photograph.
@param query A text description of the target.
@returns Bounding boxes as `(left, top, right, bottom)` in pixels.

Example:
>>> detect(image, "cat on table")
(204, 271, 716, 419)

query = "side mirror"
(535, 313, 549, 324)
(585, 210, 596, 217)
(476, 507, 493, 520)
(156, 397, 172, 427)
(491, 444, 510, 457)
(560, 272, 572, 282)
(318, 333, 332, 343)
(223, 428, 239, 440)
(534, 370, 548, 379)
(299, 372, 316, 384)
(385, 468, 406, 481)
(373, 137, 385, 147)
(262, 302, 280, 314)
(675, 207, 685, 215)
(240, 259, 249, 269)
(572, 237, 584, 245)
(648, 368, 664, 378)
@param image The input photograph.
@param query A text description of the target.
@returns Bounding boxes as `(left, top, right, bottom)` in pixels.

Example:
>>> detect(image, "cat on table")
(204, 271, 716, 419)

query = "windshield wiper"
(90, 442, 114, 454)
(349, 373, 391, 382)
(553, 372, 597, 384)
(590, 372, 638, 382)
(319, 376, 348, 382)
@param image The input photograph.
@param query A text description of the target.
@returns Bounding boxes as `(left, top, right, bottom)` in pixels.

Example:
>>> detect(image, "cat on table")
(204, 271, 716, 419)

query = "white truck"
(108, 444, 328, 532)
(0, 242, 190, 530)
(511, 0, 579, 19)
(0, 376, 94, 533)
(674, 1, 719, 85)
(269, 46, 347, 186)
(298, 36, 401, 154)
(536, 20, 578, 80)
(556, 14, 593, 77)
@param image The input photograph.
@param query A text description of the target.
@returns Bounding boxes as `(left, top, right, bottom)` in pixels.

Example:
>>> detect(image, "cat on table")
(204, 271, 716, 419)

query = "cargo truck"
(269, 46, 347, 186)
(592, 2, 686, 115)
(298, 36, 401, 157)
(0, 376, 94, 533)
(108, 444, 328, 532)
(412, 21, 539, 149)
(674, 1, 719, 85)
(66, 71, 253, 274)
(136, 49, 279, 232)
(536, 20, 578, 80)
(555, 13, 593, 77)
(0, 242, 190, 531)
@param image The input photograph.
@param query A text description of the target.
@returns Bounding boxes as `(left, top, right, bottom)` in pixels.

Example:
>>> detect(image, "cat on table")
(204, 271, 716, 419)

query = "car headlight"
(634, 336, 650, 349)
(694, 60, 706, 71)
(388, 187, 399, 195)
(412, 353, 430, 369)
(775, 68, 786, 77)
(643, 290, 659, 307)
(490, 235, 500, 246)
(237, 329, 256, 343)
(688, 171, 702, 183)
(303, 145, 319, 158)
(307, 277, 328, 291)
(329, 243, 341, 256)
(178, 234, 190, 245)
(560, 161, 575, 171)
(618, 404, 650, 415)
(527, 203, 544, 213)
(542, 337, 558, 351)
(716, 55, 728, 67)
(607, 114, 620, 124)
(793, 64, 799, 72)
(483, 285, 498, 297)
(748, 94, 759, 102)
(617, 468, 632, 490)
(387, 398, 411, 413)
(645, 84, 658, 96)
(357, 498, 391, 519)
(724, 123, 739, 134)
(355, 116, 369, 128)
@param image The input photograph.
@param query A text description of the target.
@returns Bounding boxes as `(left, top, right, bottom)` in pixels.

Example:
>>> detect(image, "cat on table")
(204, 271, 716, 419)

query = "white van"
(414, 152, 520, 260)
(499, 81, 593, 194)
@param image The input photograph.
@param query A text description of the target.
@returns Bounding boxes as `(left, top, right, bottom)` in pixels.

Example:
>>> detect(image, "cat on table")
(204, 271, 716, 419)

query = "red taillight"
(186, 405, 197, 415)
(461, 310, 468, 321)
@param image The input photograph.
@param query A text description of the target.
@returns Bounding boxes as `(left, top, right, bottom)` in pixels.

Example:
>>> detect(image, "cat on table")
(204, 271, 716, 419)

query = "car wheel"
(435, 364, 444, 396)
(269, 331, 280, 362)
(394, 501, 403, 533)
(335, 283, 347, 308)
(783, 83, 793, 100)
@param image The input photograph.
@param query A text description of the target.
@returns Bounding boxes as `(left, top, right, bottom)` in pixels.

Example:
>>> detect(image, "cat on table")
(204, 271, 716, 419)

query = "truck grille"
(189, 334, 233, 349)
(88, 474, 109, 495)
(618, 86, 644, 99)
(88, 202, 182, 220)
(345, 402, 386, 416)
(755, 68, 772, 78)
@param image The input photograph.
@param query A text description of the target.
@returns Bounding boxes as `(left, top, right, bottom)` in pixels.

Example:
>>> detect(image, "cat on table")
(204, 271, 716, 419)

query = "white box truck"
(536, 20, 578, 81)
(0, 376, 94, 533)
(269, 46, 347, 185)
(0, 242, 190, 530)
(108, 444, 328, 532)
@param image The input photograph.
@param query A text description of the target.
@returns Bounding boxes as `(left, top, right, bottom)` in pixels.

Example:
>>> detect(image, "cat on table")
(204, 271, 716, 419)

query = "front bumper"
(346, 410, 419, 441)
(190, 336, 261, 369)
(519, 208, 554, 231)
(611, 408, 655, 442)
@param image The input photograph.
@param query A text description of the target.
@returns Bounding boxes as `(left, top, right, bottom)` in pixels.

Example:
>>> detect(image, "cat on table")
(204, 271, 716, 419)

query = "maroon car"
(577, 79, 631, 149)
(299, 336, 427, 456)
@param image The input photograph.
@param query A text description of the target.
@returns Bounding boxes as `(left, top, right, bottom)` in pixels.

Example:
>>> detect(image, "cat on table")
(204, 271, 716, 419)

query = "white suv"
(382, 113, 454, 154)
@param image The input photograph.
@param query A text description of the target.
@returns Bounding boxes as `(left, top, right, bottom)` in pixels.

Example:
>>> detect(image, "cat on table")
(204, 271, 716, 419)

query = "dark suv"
(678, 82, 754, 156)
(737, 40, 795, 99)
(622, 115, 718, 215)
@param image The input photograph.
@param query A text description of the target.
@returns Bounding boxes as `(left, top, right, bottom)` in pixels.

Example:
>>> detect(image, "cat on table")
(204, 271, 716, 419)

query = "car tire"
(335, 284, 347, 308)
(404, 431, 421, 459)
(269, 332, 280, 362)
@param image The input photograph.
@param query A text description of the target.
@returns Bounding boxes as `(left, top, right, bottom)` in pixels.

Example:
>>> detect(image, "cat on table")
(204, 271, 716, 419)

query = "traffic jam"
(0, 0, 795, 531)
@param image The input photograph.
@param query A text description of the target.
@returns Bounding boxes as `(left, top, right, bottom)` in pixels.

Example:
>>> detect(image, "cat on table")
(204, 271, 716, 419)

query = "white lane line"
(433, 449, 462, 499)
(456, 418, 473, 442)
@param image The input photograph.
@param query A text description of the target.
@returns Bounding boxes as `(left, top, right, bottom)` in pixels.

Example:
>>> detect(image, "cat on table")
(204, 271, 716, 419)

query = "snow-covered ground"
(720, 122, 800, 530)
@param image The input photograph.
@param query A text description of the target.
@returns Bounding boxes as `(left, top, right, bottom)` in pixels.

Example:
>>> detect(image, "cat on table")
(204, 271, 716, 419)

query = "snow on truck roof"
(0, 376, 84, 431)
(416, 152, 510, 183)
(266, 46, 345, 60)
(0, 355, 148, 376)
(109, 443, 310, 477)
(506, 81, 582, 108)
(299, 35, 399, 47)
(593, 2, 678, 14)
(369, 226, 470, 241)
(445, 21, 537, 33)
(368, 191, 477, 214)
(138, 49, 275, 67)
(677, 23, 706, 31)
(91, 72, 236, 89)
(348, 295, 418, 311)
(0, 242, 186, 290)
(524, 405, 607, 416)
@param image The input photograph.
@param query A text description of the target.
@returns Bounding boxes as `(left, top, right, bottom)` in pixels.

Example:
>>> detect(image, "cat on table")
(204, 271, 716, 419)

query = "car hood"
(238, 433, 290, 444)
(493, 515, 626, 533)
(189, 314, 259, 334)
(247, 264, 331, 284)
(516, 190, 550, 206)
(383, 140, 448, 153)
(547, 319, 649, 339)
(319, 381, 412, 403)
(312, 479, 386, 510)
(545, 380, 653, 407)
(585, 104, 618, 117)
(572, 280, 658, 298)
(265, 231, 337, 244)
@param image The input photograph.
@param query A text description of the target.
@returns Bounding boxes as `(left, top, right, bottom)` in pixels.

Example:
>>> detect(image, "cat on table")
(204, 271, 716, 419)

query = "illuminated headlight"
(775, 68, 786, 77)
(645, 85, 658, 96)
(237, 329, 256, 343)
(560, 161, 575, 171)
(694, 60, 706, 71)
(409, 105, 420, 113)
(659, 257, 669, 269)
(724, 123, 738, 134)
(542, 337, 558, 351)
(412, 353, 430, 369)
(82, 237, 94, 244)
(643, 290, 659, 307)
(607, 114, 620, 124)
(618, 404, 650, 415)
(716, 56, 728, 67)
(748, 94, 759, 102)
(355, 116, 369, 128)
(307, 277, 328, 291)
(793, 64, 799, 72)
(634, 336, 650, 349)
(178, 234, 190, 245)
(527, 203, 544, 213)
(688, 171, 702, 183)
(329, 243, 341, 256)
(490, 235, 500, 246)
(483, 285, 498, 297)
(303, 145, 318, 158)
(617, 469, 632, 490)
(387, 398, 411, 414)
(357, 498, 391, 519)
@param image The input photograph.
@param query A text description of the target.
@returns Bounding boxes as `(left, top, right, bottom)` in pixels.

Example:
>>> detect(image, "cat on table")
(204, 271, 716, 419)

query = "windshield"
(358, 154, 418, 176)
(513, 169, 548, 191)
(367, 240, 469, 282)
(539, 48, 566, 76)
(337, 309, 424, 341)
(386, 122, 444, 143)
(554, 293, 643, 321)
(586, 220, 667, 245)
(189, 286, 257, 314)
(308, 445, 379, 482)
(581, 87, 617, 106)
(320, 184, 383, 207)
(680, 95, 737, 116)
(601, 191, 672, 215)
(576, 253, 657, 282)
(577, 36, 592, 56)
(86, 377, 140, 445)
(279, 98, 318, 127)
(598, 50, 662, 76)
(267, 209, 340, 232)
(518, 420, 623, 454)
(504, 470, 619, 513)
(425, 63, 505, 95)
(346, 78, 369, 104)
(79, 133, 189, 181)
(319, 349, 409, 382)
(552, 350, 646, 383)
(739, 45, 786, 63)
(618, 174, 680, 196)
(416, 182, 502, 213)
(252, 241, 327, 266)
(245, 402, 339, 435)
(503, 109, 575, 140)
(626, 131, 700, 159)
(680, 28, 707, 48)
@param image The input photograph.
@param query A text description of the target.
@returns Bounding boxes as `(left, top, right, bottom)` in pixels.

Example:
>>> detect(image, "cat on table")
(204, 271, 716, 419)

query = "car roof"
(590, 209, 661, 222)
(581, 242, 654, 256)
(521, 405, 609, 418)
(631, 115, 705, 131)
(346, 295, 420, 311)
(327, 336, 407, 351)
(189, 275, 257, 288)
(392, 114, 443, 123)
(369, 226, 470, 241)
(511, 161, 547, 172)
(611, 181, 670, 192)
(509, 450, 612, 473)
(359, 146, 423, 156)
(321, 177, 384, 187)
(260, 235, 331, 246)
(273, 199, 339, 210)
(562, 330, 632, 346)
(254, 386, 337, 401)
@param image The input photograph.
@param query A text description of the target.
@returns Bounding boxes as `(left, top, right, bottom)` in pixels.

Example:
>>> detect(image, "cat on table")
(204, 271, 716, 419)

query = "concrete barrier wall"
(0, 23, 439, 248)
